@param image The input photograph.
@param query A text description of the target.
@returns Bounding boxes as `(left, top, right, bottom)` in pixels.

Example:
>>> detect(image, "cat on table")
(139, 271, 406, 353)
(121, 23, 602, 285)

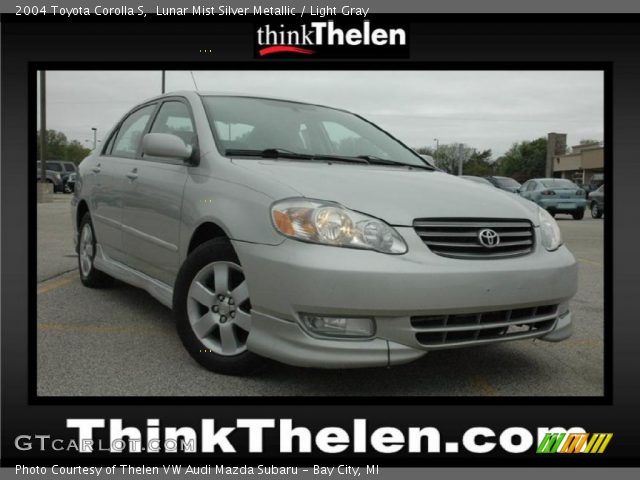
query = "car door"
(520, 181, 532, 200)
(528, 181, 542, 202)
(91, 103, 158, 264)
(120, 98, 194, 286)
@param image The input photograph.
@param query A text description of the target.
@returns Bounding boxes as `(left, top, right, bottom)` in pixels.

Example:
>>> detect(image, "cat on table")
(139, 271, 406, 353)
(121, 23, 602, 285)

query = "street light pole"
(458, 143, 464, 176)
(161, 70, 166, 94)
(91, 127, 97, 150)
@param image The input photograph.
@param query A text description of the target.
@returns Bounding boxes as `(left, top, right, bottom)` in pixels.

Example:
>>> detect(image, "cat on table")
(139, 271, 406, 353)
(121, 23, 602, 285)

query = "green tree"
(415, 144, 495, 175)
(65, 140, 92, 164)
(496, 137, 547, 182)
(463, 149, 494, 176)
(36, 129, 91, 165)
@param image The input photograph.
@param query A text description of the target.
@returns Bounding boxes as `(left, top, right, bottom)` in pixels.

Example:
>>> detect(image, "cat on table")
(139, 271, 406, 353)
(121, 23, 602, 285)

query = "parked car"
(485, 176, 521, 193)
(64, 172, 77, 193)
(37, 160, 77, 186)
(519, 178, 587, 220)
(588, 185, 604, 219)
(71, 92, 577, 375)
(35, 167, 64, 192)
(460, 175, 495, 187)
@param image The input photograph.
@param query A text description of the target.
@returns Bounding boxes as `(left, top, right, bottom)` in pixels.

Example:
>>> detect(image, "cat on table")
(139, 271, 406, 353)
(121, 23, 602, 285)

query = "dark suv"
(37, 161, 77, 192)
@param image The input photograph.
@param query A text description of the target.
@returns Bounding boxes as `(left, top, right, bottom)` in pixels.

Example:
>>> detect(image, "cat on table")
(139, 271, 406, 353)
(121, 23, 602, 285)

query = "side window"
(149, 101, 195, 148)
(111, 104, 156, 158)
(526, 181, 536, 192)
(46, 162, 62, 172)
(103, 130, 118, 155)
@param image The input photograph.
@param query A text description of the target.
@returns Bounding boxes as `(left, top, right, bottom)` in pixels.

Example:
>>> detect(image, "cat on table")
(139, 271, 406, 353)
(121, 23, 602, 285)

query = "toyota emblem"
(478, 228, 500, 248)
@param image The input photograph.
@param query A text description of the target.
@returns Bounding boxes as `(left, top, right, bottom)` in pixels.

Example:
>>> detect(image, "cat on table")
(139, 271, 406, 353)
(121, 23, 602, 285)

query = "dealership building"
(549, 135, 604, 186)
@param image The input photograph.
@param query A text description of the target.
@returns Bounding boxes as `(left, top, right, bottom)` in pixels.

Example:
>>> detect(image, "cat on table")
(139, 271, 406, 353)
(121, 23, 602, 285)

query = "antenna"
(190, 71, 200, 91)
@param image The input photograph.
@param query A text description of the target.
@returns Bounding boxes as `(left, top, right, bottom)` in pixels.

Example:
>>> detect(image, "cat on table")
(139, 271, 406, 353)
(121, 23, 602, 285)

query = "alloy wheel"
(79, 223, 94, 276)
(186, 261, 252, 356)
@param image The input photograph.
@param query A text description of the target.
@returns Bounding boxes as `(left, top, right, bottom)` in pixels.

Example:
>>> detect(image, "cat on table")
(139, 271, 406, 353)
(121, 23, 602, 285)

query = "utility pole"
(161, 71, 166, 94)
(39, 71, 47, 186)
(457, 143, 464, 176)
(91, 127, 97, 150)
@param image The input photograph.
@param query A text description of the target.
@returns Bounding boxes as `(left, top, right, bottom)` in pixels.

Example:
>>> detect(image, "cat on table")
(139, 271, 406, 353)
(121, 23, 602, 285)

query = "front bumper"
(233, 227, 577, 368)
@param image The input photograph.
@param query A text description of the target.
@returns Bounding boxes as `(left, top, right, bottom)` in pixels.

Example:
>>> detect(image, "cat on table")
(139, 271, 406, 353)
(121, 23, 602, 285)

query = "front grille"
(413, 218, 535, 259)
(412, 304, 558, 348)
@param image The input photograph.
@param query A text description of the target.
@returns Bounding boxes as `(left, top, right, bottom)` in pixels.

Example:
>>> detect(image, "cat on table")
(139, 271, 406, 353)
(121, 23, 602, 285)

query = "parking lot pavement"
(37, 203, 604, 397)
(37, 194, 77, 282)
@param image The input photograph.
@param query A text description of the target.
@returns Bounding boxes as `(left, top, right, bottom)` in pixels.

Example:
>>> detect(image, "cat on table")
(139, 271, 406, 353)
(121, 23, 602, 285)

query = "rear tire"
(572, 209, 585, 220)
(173, 238, 263, 376)
(591, 202, 603, 219)
(78, 213, 114, 288)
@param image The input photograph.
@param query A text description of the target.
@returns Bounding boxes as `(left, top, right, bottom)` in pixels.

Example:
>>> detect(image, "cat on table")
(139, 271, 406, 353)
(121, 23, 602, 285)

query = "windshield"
(201, 96, 427, 167)
(540, 179, 577, 189)
(494, 176, 521, 188)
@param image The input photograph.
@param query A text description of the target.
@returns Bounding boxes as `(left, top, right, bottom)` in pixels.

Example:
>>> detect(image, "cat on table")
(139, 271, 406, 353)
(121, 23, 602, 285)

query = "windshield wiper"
(224, 148, 426, 168)
(310, 154, 369, 164)
(357, 154, 434, 170)
(225, 148, 314, 160)
(225, 148, 370, 164)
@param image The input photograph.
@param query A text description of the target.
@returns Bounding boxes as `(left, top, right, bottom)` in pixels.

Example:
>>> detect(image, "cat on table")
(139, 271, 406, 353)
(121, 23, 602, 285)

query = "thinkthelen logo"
(254, 20, 409, 58)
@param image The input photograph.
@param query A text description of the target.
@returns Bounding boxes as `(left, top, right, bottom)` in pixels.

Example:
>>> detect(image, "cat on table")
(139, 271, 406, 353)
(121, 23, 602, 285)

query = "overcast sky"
(39, 70, 603, 157)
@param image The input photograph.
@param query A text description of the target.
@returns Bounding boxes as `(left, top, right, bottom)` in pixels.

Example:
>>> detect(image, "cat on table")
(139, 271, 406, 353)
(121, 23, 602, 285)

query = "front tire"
(78, 213, 114, 288)
(173, 238, 263, 376)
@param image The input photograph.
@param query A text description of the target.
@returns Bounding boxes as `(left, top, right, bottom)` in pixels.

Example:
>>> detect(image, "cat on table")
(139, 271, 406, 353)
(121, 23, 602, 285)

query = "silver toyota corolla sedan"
(71, 91, 577, 375)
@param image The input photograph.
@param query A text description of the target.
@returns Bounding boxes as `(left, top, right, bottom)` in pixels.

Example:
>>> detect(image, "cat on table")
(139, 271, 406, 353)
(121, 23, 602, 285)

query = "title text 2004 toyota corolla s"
(71, 92, 577, 375)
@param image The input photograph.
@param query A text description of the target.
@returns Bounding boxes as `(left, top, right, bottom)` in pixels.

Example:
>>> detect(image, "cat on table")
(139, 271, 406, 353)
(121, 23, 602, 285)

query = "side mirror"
(142, 133, 193, 162)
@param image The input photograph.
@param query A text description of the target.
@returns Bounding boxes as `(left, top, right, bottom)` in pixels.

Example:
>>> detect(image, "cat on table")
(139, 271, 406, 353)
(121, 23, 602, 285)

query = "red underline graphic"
(258, 46, 316, 56)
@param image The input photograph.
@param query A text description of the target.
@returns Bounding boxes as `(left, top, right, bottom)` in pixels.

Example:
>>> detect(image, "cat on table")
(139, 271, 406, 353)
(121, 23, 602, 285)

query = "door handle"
(91, 163, 101, 174)
(126, 168, 138, 181)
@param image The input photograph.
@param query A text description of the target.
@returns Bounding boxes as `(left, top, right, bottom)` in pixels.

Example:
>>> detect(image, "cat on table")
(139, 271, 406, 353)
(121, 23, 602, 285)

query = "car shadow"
(104, 282, 550, 397)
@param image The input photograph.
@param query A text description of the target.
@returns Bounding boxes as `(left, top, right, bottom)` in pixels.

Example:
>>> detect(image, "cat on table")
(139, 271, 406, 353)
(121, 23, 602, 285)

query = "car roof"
(534, 178, 573, 181)
(137, 90, 345, 113)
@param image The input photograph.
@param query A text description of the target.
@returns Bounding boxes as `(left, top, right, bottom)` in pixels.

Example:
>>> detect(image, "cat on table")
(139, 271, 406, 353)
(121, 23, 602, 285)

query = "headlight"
(538, 207, 563, 251)
(271, 198, 407, 254)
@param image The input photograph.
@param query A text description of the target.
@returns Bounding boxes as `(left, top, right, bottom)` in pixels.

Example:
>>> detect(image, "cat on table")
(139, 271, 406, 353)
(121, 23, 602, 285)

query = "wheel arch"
(187, 221, 230, 256)
(76, 199, 89, 229)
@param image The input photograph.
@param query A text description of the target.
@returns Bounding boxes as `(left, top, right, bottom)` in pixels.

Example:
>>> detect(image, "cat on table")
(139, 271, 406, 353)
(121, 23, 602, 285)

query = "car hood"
(231, 160, 540, 226)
